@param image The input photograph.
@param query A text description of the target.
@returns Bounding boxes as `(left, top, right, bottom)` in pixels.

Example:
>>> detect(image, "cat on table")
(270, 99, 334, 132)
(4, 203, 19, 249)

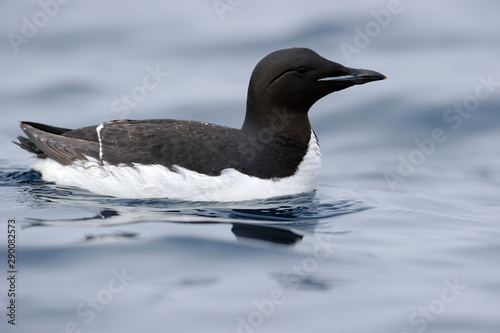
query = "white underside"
(32, 131, 321, 202)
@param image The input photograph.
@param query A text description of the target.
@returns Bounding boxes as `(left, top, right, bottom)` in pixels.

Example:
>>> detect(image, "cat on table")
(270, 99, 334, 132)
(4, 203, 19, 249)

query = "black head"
(242, 48, 385, 132)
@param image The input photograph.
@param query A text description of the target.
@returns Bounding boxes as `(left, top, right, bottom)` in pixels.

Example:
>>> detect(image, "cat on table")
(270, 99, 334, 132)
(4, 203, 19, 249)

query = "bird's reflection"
(231, 223, 303, 245)
(26, 207, 305, 245)
(19, 176, 368, 247)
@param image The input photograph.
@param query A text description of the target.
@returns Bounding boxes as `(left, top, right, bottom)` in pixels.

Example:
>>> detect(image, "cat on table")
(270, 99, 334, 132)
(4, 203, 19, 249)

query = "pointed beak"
(318, 67, 386, 85)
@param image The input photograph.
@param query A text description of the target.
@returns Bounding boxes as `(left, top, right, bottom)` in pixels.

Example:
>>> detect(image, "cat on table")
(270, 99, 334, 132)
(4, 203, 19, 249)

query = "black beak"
(319, 67, 386, 85)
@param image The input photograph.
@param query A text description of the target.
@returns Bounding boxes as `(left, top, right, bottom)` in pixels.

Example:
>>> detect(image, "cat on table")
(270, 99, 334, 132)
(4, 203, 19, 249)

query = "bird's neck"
(242, 96, 311, 135)
(240, 103, 312, 158)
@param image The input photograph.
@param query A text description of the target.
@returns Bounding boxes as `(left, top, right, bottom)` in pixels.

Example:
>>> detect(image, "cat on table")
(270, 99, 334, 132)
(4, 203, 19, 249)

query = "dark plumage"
(16, 48, 385, 180)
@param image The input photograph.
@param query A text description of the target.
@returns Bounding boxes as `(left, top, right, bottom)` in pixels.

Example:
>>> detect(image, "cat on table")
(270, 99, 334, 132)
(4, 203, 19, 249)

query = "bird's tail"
(14, 121, 73, 158)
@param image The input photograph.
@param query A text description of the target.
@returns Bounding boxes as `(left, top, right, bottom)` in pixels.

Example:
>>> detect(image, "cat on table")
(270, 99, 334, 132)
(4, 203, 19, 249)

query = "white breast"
(32, 131, 321, 202)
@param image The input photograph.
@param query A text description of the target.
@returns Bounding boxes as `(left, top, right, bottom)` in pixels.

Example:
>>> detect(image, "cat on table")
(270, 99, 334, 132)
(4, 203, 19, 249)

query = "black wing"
(97, 119, 242, 175)
(16, 119, 307, 178)
(17, 120, 242, 176)
(17, 122, 100, 165)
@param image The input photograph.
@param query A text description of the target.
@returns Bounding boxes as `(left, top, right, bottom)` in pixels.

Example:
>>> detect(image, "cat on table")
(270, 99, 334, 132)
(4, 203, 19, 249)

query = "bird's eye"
(295, 67, 308, 75)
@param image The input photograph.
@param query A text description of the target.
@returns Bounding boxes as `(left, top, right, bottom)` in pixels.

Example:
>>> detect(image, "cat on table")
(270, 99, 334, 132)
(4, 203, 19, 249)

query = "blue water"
(1, 1, 500, 332)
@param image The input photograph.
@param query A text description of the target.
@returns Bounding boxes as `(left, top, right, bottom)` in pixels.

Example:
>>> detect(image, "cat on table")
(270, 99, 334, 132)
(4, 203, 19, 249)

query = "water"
(1, 1, 500, 332)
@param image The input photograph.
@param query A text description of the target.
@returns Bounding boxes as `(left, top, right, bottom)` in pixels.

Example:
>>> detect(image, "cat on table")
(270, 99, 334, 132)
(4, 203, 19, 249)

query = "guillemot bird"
(16, 48, 385, 201)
